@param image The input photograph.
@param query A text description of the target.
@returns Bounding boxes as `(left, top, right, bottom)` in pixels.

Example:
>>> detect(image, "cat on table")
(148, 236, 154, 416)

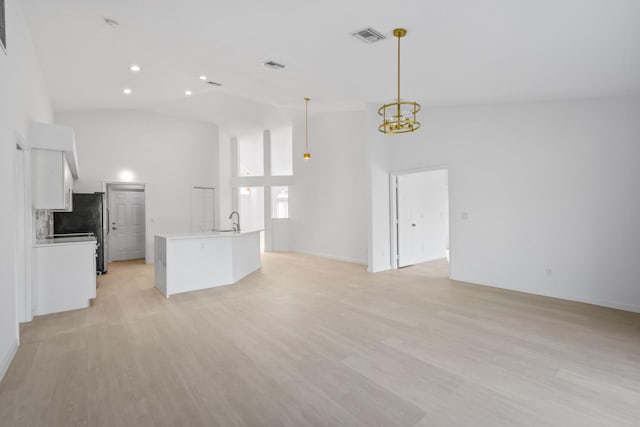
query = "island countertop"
(155, 229, 262, 240)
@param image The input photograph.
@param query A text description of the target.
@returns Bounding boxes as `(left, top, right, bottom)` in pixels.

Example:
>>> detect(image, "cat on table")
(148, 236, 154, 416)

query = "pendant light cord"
(397, 33, 401, 118)
(305, 98, 310, 152)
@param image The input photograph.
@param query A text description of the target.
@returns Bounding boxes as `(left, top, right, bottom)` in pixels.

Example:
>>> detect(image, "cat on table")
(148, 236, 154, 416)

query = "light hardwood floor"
(1, 253, 639, 426)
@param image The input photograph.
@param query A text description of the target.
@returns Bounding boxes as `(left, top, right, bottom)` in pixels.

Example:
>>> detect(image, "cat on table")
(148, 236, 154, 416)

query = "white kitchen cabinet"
(32, 237, 97, 316)
(30, 122, 79, 211)
(32, 149, 74, 211)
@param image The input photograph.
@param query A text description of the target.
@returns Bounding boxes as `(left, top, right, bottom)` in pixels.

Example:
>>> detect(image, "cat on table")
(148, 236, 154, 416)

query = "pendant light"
(303, 97, 311, 160)
(378, 28, 421, 134)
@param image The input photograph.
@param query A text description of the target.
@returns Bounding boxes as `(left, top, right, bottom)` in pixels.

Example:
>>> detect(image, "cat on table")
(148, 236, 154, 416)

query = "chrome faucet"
(229, 211, 240, 233)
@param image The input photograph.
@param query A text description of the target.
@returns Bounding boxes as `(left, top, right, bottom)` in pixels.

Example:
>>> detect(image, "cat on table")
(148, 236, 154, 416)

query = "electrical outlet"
(461, 212, 469, 220)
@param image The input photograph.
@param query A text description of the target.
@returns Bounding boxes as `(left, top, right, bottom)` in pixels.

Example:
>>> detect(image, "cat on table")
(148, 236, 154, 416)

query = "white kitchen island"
(154, 230, 262, 297)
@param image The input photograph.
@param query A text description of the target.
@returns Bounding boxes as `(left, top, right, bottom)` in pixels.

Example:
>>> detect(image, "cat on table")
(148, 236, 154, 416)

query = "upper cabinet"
(30, 123, 80, 212)
(32, 150, 74, 211)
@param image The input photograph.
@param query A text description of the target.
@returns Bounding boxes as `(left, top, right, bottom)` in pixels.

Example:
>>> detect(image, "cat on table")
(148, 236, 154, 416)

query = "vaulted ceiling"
(22, 0, 640, 131)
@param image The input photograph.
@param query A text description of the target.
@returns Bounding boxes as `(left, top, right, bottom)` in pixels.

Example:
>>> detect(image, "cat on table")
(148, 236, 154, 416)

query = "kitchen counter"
(155, 229, 261, 240)
(32, 237, 97, 315)
(155, 230, 262, 297)
(34, 236, 97, 247)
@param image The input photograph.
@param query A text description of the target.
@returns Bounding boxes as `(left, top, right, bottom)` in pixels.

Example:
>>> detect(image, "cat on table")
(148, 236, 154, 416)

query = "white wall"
(366, 111, 391, 271)
(369, 97, 640, 312)
(271, 219, 293, 251)
(55, 110, 219, 262)
(290, 111, 368, 264)
(0, 0, 53, 379)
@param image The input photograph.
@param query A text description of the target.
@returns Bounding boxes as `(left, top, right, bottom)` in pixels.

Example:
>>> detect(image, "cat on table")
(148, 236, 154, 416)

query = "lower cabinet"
(32, 241, 97, 316)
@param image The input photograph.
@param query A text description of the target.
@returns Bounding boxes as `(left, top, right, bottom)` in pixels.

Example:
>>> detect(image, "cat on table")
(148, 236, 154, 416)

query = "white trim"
(15, 133, 33, 323)
(295, 249, 367, 266)
(389, 174, 397, 269)
(389, 164, 450, 176)
(231, 175, 295, 188)
(0, 341, 19, 383)
(264, 129, 273, 252)
(450, 274, 640, 314)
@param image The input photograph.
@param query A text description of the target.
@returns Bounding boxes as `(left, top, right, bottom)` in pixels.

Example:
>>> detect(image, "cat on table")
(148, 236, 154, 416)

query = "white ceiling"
(21, 0, 640, 131)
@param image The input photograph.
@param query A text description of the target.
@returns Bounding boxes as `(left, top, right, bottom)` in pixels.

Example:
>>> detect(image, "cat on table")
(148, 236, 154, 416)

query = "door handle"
(112, 226, 117, 230)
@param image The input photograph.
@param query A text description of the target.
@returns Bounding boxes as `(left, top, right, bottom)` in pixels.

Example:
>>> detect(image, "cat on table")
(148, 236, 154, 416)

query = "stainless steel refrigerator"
(53, 192, 108, 274)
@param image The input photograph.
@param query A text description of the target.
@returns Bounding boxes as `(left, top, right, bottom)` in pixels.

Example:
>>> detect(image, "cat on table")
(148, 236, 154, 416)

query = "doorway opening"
(390, 168, 450, 271)
(106, 183, 146, 263)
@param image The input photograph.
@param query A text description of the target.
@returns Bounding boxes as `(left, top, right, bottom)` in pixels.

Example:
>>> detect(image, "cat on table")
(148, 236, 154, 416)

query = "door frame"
(103, 181, 148, 264)
(14, 133, 33, 323)
(389, 165, 452, 273)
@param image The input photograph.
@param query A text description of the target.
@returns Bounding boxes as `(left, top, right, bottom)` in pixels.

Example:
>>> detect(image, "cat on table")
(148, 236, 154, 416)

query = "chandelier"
(378, 28, 421, 134)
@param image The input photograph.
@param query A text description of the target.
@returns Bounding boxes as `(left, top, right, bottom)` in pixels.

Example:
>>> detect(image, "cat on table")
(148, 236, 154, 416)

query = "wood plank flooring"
(1, 253, 639, 426)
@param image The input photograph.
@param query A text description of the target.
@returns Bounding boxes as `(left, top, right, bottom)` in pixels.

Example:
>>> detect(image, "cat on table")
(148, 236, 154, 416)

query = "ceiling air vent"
(352, 27, 386, 44)
(103, 17, 120, 27)
(207, 81, 222, 87)
(263, 60, 287, 70)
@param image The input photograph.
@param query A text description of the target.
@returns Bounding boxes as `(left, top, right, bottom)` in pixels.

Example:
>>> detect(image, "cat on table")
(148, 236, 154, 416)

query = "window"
(237, 132, 263, 176)
(191, 187, 215, 232)
(231, 128, 293, 253)
(270, 127, 293, 176)
(271, 186, 289, 219)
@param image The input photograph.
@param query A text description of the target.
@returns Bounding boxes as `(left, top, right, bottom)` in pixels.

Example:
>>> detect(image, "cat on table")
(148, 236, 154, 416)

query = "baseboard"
(449, 274, 640, 314)
(0, 341, 19, 383)
(294, 249, 367, 266)
(368, 264, 391, 273)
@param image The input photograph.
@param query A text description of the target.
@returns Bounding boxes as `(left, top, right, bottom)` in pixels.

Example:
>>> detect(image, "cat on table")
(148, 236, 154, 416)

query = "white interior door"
(397, 170, 449, 267)
(109, 189, 145, 261)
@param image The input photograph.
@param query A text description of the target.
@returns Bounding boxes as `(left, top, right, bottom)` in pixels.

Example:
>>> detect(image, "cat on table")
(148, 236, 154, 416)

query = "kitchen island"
(154, 230, 262, 297)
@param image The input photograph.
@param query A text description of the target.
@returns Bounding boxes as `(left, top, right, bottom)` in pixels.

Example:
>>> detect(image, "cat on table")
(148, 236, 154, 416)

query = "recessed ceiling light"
(185, 90, 192, 96)
(123, 88, 132, 95)
(130, 64, 141, 72)
(199, 75, 207, 80)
